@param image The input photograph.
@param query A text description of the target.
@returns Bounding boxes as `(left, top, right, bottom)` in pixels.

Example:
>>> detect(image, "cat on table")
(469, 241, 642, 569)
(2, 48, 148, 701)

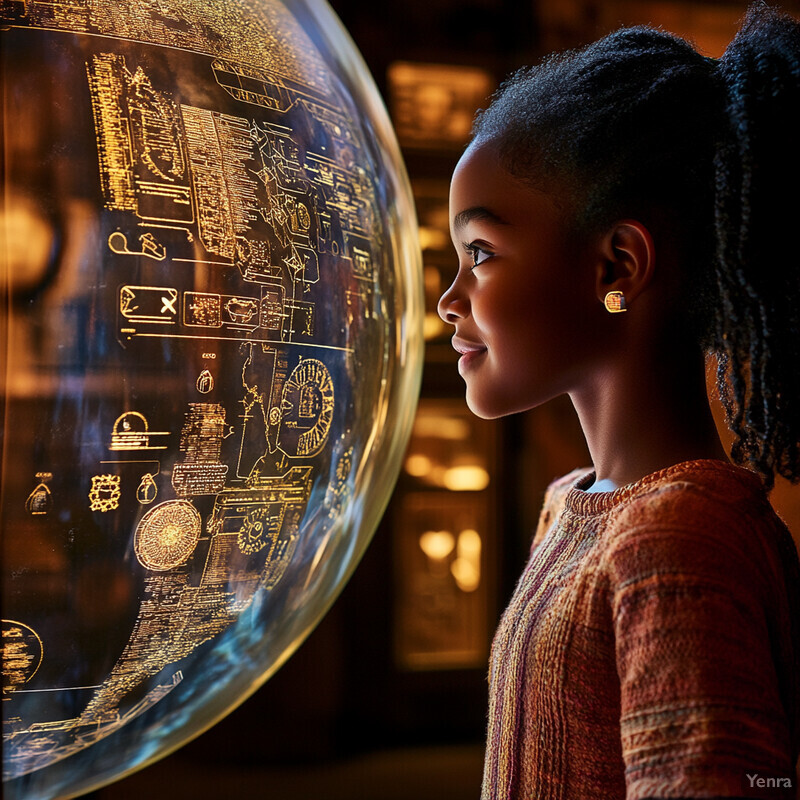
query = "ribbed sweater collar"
(564, 458, 764, 518)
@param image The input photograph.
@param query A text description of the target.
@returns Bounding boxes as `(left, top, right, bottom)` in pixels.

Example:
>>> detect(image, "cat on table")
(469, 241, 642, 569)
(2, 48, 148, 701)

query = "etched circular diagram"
(277, 358, 335, 457)
(237, 508, 275, 555)
(134, 501, 202, 571)
(1, 621, 44, 694)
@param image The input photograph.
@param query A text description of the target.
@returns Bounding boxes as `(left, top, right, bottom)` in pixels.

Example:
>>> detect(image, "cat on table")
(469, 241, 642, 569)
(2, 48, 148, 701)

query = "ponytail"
(713, 2, 800, 488)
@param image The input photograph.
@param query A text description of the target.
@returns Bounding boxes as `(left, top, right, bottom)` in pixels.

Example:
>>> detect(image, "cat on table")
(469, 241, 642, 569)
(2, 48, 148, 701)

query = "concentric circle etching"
(134, 501, 202, 571)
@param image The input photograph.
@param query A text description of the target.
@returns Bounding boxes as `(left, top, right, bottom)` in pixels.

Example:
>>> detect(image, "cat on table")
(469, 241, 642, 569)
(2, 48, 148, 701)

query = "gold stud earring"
(604, 291, 627, 313)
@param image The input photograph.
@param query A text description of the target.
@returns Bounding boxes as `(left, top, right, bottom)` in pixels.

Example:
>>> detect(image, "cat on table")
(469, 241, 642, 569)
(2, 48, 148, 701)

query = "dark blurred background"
(86, 1, 800, 797)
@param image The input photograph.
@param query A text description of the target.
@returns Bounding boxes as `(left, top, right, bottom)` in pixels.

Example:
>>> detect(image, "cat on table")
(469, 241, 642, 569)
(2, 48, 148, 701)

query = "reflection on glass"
(1, 1, 424, 798)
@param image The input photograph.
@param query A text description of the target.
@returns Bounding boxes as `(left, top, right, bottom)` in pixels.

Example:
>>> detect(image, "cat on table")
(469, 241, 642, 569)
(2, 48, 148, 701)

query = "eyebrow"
(452, 206, 509, 231)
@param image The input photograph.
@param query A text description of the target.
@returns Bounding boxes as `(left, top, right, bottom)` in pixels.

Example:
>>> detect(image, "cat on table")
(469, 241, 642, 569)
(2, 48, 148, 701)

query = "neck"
(569, 343, 728, 489)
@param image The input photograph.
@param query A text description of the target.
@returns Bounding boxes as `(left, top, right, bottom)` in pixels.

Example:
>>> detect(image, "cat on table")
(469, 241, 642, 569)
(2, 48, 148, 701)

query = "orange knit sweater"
(482, 460, 800, 800)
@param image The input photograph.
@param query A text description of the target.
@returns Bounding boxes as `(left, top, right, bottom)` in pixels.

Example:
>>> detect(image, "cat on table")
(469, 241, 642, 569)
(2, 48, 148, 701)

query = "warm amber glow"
(419, 226, 449, 252)
(442, 465, 490, 491)
(419, 529, 455, 561)
(451, 528, 481, 592)
(412, 415, 470, 440)
(457, 528, 481, 557)
(423, 312, 446, 341)
(404, 453, 432, 477)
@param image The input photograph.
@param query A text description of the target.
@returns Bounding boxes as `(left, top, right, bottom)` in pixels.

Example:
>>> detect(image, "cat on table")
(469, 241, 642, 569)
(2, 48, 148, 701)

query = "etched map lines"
(86, 52, 135, 211)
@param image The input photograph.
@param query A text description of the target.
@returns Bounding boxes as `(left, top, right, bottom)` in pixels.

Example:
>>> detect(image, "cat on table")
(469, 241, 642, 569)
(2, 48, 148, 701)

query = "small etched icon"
(134, 500, 202, 571)
(89, 474, 121, 512)
(237, 508, 271, 555)
(119, 285, 179, 323)
(109, 411, 169, 451)
(196, 369, 214, 394)
(224, 296, 258, 325)
(136, 472, 158, 505)
(108, 231, 166, 261)
(25, 472, 53, 515)
(2, 620, 44, 695)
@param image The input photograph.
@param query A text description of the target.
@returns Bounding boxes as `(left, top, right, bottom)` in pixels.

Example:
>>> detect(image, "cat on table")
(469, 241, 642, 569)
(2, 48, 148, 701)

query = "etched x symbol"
(161, 294, 177, 315)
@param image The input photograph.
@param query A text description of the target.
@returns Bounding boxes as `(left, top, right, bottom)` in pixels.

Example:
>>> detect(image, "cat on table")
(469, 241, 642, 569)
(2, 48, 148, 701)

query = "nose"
(437, 273, 469, 325)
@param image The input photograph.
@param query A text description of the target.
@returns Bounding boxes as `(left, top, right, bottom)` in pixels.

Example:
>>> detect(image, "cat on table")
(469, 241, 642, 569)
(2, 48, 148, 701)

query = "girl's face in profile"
(438, 142, 602, 419)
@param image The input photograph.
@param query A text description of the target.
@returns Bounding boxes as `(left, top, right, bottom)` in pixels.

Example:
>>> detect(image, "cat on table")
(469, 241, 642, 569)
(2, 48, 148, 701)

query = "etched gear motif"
(236, 508, 276, 555)
(134, 501, 202, 571)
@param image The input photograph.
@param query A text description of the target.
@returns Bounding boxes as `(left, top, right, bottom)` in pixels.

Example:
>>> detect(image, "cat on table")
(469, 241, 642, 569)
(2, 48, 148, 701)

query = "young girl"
(438, 4, 800, 799)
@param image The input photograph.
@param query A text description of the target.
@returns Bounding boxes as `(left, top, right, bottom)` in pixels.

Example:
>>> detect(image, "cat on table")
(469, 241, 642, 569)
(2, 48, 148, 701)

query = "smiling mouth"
(451, 336, 487, 372)
(451, 336, 486, 357)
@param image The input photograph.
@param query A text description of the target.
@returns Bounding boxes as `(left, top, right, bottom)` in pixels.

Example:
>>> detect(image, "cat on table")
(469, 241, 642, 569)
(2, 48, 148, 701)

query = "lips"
(452, 336, 487, 373)
(451, 335, 486, 356)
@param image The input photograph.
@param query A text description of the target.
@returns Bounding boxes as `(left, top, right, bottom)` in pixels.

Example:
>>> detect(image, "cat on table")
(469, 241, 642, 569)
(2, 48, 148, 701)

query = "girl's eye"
(463, 242, 493, 270)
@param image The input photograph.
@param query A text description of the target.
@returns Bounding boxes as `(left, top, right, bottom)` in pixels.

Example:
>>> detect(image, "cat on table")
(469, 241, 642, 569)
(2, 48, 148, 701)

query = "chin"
(464, 392, 512, 420)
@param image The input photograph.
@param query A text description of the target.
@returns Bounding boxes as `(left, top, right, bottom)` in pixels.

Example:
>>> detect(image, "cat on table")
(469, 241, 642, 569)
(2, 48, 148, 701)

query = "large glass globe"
(0, 1, 424, 797)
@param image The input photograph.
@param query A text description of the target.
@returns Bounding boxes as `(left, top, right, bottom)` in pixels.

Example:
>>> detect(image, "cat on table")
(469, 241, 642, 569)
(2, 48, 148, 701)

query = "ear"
(593, 220, 655, 309)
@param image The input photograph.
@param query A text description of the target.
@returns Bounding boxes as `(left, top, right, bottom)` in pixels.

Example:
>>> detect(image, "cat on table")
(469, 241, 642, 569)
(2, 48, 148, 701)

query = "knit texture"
(482, 460, 800, 800)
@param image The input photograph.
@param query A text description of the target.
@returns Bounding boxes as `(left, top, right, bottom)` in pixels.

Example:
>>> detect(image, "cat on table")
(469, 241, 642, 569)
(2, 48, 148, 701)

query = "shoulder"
(614, 459, 771, 526)
(607, 459, 777, 542)
(601, 460, 789, 598)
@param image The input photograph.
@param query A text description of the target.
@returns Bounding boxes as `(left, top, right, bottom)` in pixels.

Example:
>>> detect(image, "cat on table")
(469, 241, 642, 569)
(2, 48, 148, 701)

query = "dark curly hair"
(472, 2, 800, 489)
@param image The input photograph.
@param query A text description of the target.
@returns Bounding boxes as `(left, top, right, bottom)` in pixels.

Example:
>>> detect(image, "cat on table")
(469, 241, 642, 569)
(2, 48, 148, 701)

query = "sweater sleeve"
(605, 484, 796, 800)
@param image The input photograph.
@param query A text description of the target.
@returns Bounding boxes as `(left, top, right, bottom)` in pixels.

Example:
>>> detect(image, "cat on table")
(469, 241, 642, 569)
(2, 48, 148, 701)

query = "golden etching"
(2, 0, 399, 781)
(109, 411, 169, 451)
(285, 299, 314, 337)
(260, 288, 285, 332)
(184, 292, 222, 328)
(73, 465, 313, 737)
(2, 621, 44, 696)
(225, 296, 258, 325)
(212, 58, 289, 110)
(136, 472, 158, 505)
(88, 475, 121, 512)
(325, 443, 353, 518)
(83, 51, 381, 353)
(120, 286, 179, 325)
(237, 343, 278, 480)
(196, 369, 214, 394)
(181, 106, 260, 260)
(108, 231, 166, 261)
(134, 500, 201, 571)
(277, 358, 334, 457)
(86, 53, 135, 212)
(12, 0, 330, 90)
(87, 54, 193, 222)
(262, 532, 298, 589)
(171, 403, 229, 496)
(237, 508, 273, 555)
(208, 465, 313, 561)
(25, 473, 53, 516)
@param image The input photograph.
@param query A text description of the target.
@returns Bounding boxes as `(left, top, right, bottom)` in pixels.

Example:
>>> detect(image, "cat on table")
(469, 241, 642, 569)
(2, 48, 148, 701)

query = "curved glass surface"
(0, 1, 424, 797)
